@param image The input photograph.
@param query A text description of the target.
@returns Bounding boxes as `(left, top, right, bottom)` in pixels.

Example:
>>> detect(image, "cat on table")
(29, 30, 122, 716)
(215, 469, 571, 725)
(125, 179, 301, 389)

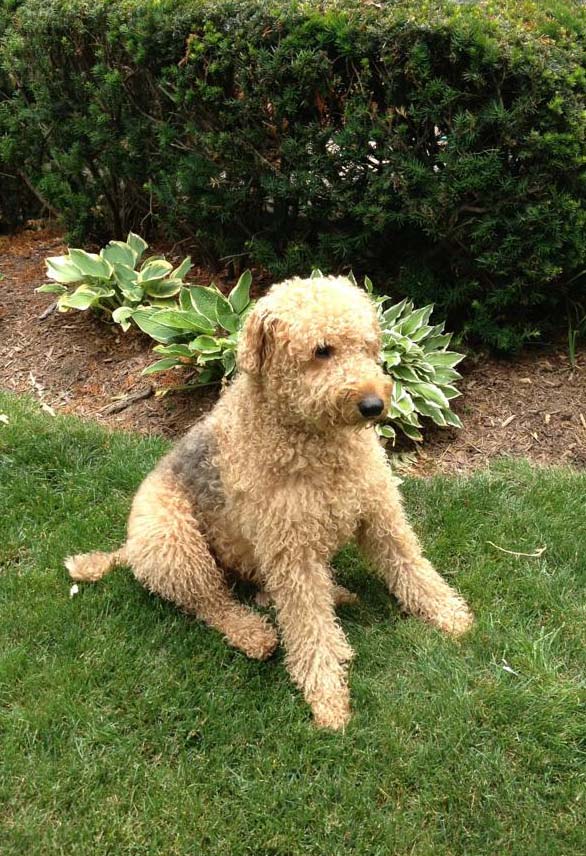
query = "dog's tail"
(65, 546, 128, 582)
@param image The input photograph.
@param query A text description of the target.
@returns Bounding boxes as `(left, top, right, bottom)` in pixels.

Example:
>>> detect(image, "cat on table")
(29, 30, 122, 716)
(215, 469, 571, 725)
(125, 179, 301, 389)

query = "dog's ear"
(237, 306, 277, 376)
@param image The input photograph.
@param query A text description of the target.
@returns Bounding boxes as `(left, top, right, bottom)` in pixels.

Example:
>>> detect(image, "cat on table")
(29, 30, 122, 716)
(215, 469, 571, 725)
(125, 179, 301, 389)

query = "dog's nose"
(358, 395, 384, 419)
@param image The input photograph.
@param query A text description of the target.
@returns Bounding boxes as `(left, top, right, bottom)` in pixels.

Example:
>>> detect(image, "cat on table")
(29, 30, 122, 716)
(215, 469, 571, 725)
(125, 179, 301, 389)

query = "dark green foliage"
(0, 0, 39, 228)
(2, 0, 586, 348)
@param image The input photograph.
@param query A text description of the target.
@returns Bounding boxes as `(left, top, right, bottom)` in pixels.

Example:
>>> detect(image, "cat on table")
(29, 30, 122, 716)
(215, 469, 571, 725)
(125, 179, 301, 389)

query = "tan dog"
(67, 276, 473, 729)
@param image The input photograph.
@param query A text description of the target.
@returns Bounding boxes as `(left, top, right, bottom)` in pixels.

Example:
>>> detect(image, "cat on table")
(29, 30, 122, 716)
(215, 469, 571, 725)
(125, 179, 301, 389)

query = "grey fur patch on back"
(164, 419, 224, 511)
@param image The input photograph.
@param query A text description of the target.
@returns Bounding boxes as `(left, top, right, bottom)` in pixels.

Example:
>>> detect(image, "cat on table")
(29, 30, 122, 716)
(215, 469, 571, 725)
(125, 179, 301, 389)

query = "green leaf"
(412, 396, 446, 424)
(119, 282, 144, 303)
(197, 351, 226, 365)
(364, 275, 374, 294)
(392, 391, 415, 415)
(59, 285, 107, 311)
(377, 424, 396, 440)
(101, 241, 137, 268)
(228, 270, 252, 314)
(425, 351, 466, 368)
(131, 308, 182, 343)
(390, 365, 422, 383)
(397, 421, 423, 443)
(127, 232, 148, 261)
(399, 410, 422, 427)
(409, 382, 450, 409)
(409, 325, 433, 343)
(171, 256, 193, 280)
(46, 256, 83, 284)
(432, 367, 463, 384)
(442, 409, 463, 428)
(382, 350, 401, 367)
(153, 343, 193, 358)
(36, 283, 67, 295)
(411, 359, 435, 377)
(113, 263, 138, 283)
(143, 278, 183, 298)
(138, 259, 174, 282)
(222, 350, 236, 376)
(153, 309, 215, 334)
(189, 286, 220, 325)
(381, 298, 409, 326)
(399, 305, 434, 336)
(112, 306, 134, 332)
(196, 366, 224, 385)
(68, 249, 112, 280)
(216, 294, 241, 333)
(189, 335, 221, 353)
(310, 269, 324, 279)
(142, 357, 183, 375)
(438, 384, 461, 400)
(112, 265, 143, 302)
(423, 333, 452, 352)
(150, 298, 178, 309)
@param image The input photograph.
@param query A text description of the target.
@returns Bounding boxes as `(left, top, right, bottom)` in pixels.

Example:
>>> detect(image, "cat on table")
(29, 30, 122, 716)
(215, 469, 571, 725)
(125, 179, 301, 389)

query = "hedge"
(2, 0, 586, 349)
(0, 0, 38, 228)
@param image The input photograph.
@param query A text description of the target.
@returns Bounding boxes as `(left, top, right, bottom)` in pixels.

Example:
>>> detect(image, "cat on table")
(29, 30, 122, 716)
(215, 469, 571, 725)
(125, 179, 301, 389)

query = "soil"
(1, 227, 585, 474)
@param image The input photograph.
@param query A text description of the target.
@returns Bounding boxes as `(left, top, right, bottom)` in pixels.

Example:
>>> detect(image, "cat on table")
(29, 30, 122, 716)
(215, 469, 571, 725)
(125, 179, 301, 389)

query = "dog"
(67, 276, 473, 729)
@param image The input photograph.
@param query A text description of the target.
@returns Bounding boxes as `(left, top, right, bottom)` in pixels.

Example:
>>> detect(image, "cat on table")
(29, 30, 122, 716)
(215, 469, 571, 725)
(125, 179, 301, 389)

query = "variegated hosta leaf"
(228, 270, 252, 314)
(101, 241, 138, 269)
(58, 284, 113, 311)
(45, 256, 84, 284)
(142, 357, 183, 375)
(126, 232, 148, 261)
(67, 249, 112, 279)
(112, 306, 134, 332)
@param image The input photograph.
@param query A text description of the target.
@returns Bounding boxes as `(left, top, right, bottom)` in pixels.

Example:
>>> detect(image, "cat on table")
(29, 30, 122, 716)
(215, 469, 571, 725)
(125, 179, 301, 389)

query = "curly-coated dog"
(67, 276, 473, 729)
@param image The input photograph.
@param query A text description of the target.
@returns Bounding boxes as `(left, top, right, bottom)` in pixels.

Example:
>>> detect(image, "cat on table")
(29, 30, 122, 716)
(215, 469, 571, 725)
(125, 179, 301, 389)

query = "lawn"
(0, 392, 585, 855)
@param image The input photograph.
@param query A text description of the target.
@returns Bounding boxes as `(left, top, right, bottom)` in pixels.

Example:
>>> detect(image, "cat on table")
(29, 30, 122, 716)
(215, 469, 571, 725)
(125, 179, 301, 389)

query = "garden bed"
(1, 228, 585, 473)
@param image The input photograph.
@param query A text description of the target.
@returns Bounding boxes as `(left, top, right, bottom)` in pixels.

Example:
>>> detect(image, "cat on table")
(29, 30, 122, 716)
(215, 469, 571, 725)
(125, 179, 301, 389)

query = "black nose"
(358, 395, 384, 419)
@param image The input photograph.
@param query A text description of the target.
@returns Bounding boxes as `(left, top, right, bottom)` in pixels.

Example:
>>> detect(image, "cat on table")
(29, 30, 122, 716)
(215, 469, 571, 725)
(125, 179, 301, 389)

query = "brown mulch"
(1, 227, 585, 473)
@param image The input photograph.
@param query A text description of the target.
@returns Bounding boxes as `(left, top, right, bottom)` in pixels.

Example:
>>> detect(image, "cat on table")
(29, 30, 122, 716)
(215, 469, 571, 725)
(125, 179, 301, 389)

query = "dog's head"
(237, 276, 392, 430)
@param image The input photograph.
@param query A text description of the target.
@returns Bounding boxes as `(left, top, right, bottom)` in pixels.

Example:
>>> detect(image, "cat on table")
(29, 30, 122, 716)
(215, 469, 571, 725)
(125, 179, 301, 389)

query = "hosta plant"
(364, 276, 464, 443)
(134, 270, 253, 387)
(39, 234, 465, 441)
(37, 233, 193, 320)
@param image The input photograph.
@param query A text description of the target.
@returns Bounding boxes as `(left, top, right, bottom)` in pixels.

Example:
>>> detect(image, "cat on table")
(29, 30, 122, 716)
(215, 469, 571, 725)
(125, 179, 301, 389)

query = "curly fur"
(66, 275, 473, 729)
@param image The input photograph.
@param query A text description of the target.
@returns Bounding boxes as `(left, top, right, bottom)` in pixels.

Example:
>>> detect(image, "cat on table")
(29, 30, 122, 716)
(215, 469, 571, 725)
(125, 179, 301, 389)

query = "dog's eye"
(315, 345, 333, 360)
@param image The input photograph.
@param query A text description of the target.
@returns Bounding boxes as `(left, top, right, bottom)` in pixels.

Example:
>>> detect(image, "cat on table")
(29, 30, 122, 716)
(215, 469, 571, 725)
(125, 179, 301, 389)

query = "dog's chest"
(247, 462, 362, 554)
(319, 472, 363, 549)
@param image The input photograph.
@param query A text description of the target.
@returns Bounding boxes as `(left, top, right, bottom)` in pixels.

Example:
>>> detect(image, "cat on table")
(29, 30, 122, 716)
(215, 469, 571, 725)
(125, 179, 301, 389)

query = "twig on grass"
(487, 541, 547, 558)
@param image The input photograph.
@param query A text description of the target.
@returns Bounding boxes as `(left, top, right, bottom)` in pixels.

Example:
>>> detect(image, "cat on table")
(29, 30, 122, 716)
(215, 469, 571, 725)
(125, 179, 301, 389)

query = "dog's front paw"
(225, 613, 279, 660)
(433, 595, 474, 637)
(308, 688, 351, 731)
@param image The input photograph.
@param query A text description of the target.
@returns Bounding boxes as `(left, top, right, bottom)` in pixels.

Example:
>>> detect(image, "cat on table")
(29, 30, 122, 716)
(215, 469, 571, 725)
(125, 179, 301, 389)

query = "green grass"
(1, 392, 585, 856)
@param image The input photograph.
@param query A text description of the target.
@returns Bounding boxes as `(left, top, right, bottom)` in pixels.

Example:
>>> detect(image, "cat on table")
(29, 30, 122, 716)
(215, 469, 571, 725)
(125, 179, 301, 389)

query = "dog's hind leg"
(126, 470, 278, 660)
